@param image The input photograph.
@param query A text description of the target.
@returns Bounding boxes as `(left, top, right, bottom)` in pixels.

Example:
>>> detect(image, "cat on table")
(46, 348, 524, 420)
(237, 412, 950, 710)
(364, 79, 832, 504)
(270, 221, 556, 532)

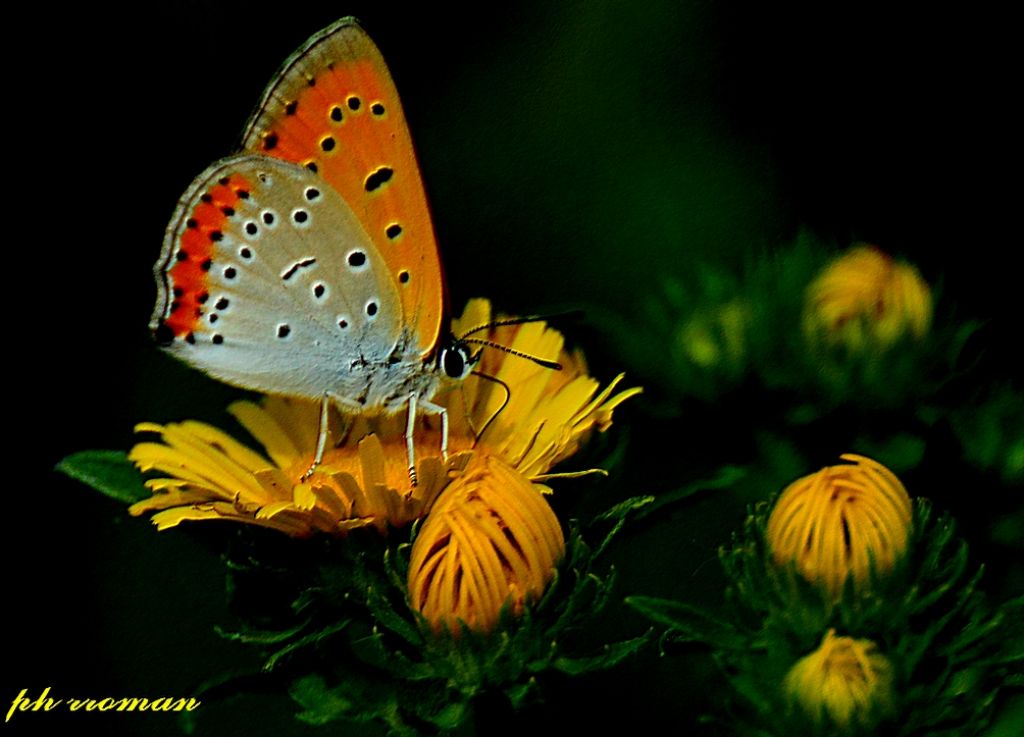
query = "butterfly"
(150, 18, 480, 483)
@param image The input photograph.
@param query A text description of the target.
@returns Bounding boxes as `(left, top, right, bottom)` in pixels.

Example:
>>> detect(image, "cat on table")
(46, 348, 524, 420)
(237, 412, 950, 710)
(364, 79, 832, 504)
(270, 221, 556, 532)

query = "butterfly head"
(435, 313, 567, 387)
(437, 336, 479, 382)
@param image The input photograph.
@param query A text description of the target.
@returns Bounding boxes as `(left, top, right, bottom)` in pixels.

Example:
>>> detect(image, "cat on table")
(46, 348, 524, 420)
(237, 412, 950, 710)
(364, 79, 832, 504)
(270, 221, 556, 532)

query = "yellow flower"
(447, 299, 641, 481)
(784, 629, 895, 729)
(128, 399, 467, 536)
(676, 299, 749, 369)
(766, 454, 913, 597)
(407, 453, 564, 633)
(129, 298, 640, 537)
(804, 245, 932, 350)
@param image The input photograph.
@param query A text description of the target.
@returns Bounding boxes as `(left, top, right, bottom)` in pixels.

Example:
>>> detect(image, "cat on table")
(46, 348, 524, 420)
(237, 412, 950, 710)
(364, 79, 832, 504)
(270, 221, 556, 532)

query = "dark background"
(6, 1, 1018, 734)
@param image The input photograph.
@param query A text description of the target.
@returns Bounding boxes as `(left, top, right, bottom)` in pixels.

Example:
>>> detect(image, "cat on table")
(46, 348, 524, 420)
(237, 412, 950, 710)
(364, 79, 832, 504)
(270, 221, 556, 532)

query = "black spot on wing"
(282, 258, 317, 281)
(364, 167, 393, 192)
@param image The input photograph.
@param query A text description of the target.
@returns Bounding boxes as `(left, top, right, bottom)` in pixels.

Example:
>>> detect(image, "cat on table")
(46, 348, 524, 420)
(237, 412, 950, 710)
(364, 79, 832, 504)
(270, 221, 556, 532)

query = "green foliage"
(633, 464, 747, 522)
(608, 255, 757, 404)
(950, 383, 1024, 484)
(197, 495, 655, 735)
(627, 498, 1024, 736)
(624, 597, 746, 651)
(55, 450, 150, 504)
(611, 232, 980, 419)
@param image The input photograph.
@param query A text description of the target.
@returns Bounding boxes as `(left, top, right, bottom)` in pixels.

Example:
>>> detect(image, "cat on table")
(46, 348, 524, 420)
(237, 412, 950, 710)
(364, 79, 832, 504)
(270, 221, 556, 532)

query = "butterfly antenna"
(462, 338, 562, 370)
(469, 370, 512, 443)
(457, 310, 584, 340)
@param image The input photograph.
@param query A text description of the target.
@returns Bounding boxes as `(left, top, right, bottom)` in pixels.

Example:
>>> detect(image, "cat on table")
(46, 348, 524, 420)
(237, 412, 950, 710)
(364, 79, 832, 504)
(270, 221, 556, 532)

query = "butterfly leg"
(404, 393, 450, 486)
(301, 391, 363, 480)
(405, 392, 419, 485)
(300, 394, 333, 480)
(418, 397, 449, 462)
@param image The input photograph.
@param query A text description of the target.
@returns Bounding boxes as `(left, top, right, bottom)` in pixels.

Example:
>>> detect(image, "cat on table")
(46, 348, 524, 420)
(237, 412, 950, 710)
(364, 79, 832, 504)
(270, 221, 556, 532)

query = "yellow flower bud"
(784, 629, 895, 729)
(407, 454, 565, 633)
(677, 300, 749, 369)
(766, 454, 912, 597)
(804, 245, 932, 350)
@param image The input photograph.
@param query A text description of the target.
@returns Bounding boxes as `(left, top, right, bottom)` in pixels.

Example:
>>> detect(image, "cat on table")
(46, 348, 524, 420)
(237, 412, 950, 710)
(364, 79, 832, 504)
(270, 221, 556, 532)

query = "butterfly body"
(152, 18, 473, 475)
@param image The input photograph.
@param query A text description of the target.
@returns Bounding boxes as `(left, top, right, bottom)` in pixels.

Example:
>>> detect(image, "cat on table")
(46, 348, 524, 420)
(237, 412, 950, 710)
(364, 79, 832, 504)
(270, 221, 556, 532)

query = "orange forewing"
(241, 18, 443, 358)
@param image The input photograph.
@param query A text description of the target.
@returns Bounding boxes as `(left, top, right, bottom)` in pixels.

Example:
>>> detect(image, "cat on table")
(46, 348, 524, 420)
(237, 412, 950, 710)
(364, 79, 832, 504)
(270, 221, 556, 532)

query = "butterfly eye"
(442, 344, 474, 380)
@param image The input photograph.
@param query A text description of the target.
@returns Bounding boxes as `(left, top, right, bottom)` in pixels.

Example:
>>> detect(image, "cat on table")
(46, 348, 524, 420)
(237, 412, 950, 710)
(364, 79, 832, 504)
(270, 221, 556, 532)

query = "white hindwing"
(155, 154, 406, 399)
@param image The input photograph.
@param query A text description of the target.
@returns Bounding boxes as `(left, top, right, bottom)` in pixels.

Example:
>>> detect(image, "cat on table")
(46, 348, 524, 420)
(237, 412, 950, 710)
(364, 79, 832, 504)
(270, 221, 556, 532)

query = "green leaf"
(350, 632, 434, 680)
(55, 450, 149, 504)
(637, 465, 746, 521)
(505, 677, 540, 709)
(551, 632, 651, 675)
(591, 496, 654, 559)
(290, 672, 408, 732)
(595, 495, 656, 524)
(422, 701, 468, 730)
(263, 619, 350, 672)
(214, 621, 309, 645)
(289, 674, 355, 725)
(363, 584, 422, 647)
(625, 596, 747, 650)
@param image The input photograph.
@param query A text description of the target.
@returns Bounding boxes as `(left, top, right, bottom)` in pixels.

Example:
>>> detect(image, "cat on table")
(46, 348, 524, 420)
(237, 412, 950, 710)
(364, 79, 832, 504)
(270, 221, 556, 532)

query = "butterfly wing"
(241, 17, 444, 359)
(152, 154, 403, 399)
